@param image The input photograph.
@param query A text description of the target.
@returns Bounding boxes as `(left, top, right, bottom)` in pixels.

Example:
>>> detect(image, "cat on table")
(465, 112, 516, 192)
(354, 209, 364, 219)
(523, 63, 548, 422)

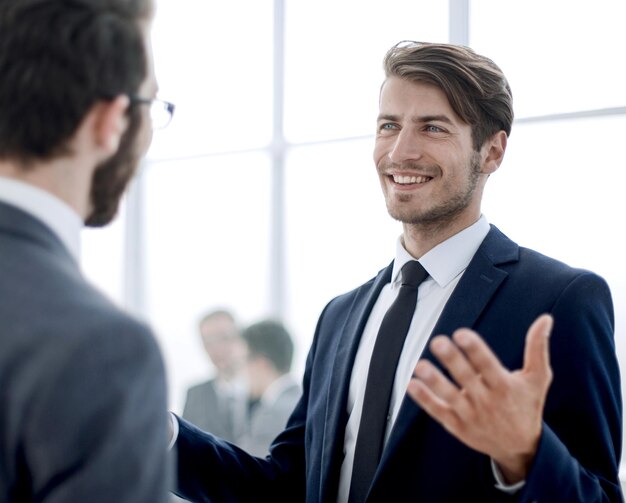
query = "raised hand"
(407, 314, 554, 483)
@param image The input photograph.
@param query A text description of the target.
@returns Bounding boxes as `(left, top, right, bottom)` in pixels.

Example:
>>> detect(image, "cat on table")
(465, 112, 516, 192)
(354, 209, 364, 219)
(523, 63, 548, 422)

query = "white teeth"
(392, 174, 429, 184)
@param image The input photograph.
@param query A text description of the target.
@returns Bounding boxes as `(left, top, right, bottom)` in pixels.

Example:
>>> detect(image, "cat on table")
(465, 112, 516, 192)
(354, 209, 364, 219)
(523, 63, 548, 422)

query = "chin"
(84, 154, 140, 228)
(386, 202, 424, 224)
(84, 204, 121, 228)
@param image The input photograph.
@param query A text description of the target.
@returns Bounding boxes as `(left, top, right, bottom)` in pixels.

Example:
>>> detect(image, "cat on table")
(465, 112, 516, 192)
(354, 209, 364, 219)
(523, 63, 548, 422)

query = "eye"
(378, 122, 399, 132)
(425, 124, 444, 133)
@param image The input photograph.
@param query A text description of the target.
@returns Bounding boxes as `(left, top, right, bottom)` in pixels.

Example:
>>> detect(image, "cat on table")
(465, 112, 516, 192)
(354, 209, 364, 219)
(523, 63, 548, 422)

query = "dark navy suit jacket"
(0, 201, 170, 502)
(175, 225, 623, 503)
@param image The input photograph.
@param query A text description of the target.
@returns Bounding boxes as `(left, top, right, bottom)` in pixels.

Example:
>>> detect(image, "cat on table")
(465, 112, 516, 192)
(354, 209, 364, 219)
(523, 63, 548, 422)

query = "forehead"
(379, 76, 461, 123)
(201, 315, 235, 334)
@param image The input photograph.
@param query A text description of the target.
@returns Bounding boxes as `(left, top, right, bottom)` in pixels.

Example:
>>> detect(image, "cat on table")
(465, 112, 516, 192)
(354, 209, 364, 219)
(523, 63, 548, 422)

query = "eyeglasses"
(130, 96, 175, 130)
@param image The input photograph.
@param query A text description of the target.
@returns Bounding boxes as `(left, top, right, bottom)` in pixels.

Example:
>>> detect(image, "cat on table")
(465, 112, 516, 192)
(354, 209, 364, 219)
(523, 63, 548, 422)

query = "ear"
(90, 95, 131, 155)
(479, 130, 507, 175)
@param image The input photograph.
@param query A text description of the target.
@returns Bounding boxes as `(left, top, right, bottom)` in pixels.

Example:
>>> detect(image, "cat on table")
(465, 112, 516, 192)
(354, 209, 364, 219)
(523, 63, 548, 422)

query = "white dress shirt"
(0, 176, 82, 261)
(214, 376, 249, 440)
(336, 216, 491, 503)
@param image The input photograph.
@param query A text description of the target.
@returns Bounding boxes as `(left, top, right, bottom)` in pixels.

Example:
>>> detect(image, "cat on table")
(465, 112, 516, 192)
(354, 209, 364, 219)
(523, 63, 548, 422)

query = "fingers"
(450, 329, 506, 389)
(523, 314, 553, 386)
(413, 338, 487, 418)
(413, 357, 461, 403)
(408, 317, 554, 463)
(422, 315, 552, 391)
(408, 365, 461, 430)
(428, 330, 505, 391)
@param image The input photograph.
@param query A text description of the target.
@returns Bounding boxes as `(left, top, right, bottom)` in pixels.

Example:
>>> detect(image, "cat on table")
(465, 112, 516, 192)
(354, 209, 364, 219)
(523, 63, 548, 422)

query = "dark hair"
(0, 0, 152, 165)
(242, 320, 294, 374)
(383, 41, 513, 150)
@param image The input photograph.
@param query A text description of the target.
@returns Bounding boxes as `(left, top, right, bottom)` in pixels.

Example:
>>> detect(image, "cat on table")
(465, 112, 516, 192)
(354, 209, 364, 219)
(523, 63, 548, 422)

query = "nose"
(387, 128, 423, 164)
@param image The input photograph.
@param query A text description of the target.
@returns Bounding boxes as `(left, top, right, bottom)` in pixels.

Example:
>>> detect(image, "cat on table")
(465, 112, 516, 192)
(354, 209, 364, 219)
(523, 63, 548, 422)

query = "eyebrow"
(377, 113, 455, 125)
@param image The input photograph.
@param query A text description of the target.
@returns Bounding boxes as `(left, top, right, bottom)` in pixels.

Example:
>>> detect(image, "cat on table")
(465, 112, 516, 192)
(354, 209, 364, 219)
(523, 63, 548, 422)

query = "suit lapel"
(378, 225, 519, 475)
(319, 263, 393, 502)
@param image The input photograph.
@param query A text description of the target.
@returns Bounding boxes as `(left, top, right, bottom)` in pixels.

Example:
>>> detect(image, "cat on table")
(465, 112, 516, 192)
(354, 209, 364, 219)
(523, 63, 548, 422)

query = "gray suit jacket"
(0, 201, 170, 502)
(182, 379, 246, 443)
(238, 376, 301, 457)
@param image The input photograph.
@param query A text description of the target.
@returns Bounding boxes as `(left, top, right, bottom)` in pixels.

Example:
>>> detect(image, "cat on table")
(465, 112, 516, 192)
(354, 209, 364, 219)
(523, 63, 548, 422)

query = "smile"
(391, 174, 432, 185)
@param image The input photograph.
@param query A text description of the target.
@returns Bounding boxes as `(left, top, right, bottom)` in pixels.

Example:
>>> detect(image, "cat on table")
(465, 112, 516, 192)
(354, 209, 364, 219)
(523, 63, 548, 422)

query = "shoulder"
(60, 285, 162, 364)
(480, 225, 609, 293)
(320, 263, 391, 322)
(276, 378, 302, 402)
(484, 240, 613, 326)
(47, 303, 163, 387)
(186, 379, 217, 397)
(512, 246, 609, 298)
(2, 255, 163, 384)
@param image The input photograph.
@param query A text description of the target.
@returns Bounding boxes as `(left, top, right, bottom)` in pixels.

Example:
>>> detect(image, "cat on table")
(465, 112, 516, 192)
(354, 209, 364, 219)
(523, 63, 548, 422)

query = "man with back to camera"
(0, 0, 174, 501)
(238, 319, 301, 457)
(170, 41, 623, 502)
(183, 309, 249, 442)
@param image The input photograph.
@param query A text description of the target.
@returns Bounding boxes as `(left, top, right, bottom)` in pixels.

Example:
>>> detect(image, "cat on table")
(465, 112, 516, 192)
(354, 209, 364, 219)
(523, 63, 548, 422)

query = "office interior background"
(81, 0, 626, 466)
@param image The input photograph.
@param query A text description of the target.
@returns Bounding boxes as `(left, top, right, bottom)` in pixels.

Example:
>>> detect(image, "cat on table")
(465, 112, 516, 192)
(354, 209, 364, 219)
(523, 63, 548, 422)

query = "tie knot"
(400, 260, 428, 288)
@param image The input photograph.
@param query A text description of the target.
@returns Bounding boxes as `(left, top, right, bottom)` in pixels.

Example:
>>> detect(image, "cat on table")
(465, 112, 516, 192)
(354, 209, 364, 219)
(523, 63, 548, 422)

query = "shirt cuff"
(168, 411, 179, 450)
(491, 458, 526, 494)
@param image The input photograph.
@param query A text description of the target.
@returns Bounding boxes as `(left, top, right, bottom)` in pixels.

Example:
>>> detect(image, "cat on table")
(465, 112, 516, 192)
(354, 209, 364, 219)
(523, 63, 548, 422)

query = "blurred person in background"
(238, 319, 301, 457)
(182, 309, 248, 443)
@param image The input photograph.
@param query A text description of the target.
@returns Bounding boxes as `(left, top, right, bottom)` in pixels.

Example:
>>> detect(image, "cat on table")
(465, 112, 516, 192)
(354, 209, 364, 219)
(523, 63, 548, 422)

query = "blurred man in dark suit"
(183, 309, 248, 442)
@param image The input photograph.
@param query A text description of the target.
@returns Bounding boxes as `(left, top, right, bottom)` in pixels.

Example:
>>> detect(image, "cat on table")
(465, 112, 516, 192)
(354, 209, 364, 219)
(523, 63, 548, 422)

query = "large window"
(81, 1, 626, 461)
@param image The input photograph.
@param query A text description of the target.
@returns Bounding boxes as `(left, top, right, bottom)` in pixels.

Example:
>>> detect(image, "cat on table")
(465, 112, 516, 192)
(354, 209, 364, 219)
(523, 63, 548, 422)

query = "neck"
(401, 211, 481, 259)
(0, 157, 93, 221)
(250, 368, 282, 399)
(217, 366, 243, 383)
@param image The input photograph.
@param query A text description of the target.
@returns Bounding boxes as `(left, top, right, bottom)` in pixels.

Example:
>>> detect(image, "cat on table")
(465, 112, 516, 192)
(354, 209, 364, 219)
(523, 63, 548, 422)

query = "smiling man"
(171, 41, 622, 503)
(374, 75, 500, 256)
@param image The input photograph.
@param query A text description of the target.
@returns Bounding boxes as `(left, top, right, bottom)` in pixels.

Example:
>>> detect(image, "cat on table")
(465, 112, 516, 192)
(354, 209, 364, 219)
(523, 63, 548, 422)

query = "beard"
(383, 152, 483, 229)
(85, 108, 143, 227)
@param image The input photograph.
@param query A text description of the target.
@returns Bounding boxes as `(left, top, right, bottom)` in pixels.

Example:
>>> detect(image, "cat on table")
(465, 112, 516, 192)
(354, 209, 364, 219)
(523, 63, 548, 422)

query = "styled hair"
(242, 320, 294, 374)
(0, 0, 152, 164)
(383, 41, 513, 150)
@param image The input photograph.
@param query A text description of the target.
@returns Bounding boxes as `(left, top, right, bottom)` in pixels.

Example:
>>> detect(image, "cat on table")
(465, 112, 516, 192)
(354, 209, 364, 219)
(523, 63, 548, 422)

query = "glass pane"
(142, 153, 272, 411)
(482, 116, 626, 278)
(482, 116, 626, 449)
(148, 0, 273, 160)
(284, 0, 448, 143)
(81, 204, 125, 305)
(470, 0, 626, 117)
(285, 139, 403, 368)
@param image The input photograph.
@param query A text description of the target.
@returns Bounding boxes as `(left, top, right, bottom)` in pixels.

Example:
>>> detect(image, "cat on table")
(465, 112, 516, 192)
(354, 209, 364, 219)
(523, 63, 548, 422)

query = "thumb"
(523, 314, 554, 385)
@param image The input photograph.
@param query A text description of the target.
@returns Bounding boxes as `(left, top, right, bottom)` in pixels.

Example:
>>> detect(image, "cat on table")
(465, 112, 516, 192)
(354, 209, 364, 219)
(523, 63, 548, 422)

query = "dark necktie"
(348, 260, 428, 503)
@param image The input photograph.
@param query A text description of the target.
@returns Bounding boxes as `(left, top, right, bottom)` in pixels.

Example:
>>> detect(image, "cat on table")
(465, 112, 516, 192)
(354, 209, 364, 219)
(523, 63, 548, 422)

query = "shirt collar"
(392, 215, 491, 288)
(0, 176, 82, 261)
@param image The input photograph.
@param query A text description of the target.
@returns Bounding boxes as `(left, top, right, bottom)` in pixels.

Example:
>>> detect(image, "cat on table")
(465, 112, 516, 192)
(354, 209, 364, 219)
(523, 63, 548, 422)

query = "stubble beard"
(384, 152, 483, 233)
